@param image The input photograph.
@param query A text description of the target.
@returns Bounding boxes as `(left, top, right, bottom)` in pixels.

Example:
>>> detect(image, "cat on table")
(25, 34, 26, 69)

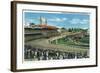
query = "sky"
(24, 11, 90, 29)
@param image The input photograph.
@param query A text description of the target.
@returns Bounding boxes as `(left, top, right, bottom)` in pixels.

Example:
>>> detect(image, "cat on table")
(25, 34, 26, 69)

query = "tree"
(68, 28, 72, 32)
(29, 23, 35, 26)
(61, 27, 66, 30)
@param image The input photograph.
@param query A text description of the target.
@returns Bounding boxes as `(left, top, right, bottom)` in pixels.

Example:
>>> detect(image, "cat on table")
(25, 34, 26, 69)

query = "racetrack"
(25, 32, 89, 53)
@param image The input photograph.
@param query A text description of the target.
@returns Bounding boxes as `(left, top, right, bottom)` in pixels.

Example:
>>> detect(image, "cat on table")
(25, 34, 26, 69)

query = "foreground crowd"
(24, 45, 89, 61)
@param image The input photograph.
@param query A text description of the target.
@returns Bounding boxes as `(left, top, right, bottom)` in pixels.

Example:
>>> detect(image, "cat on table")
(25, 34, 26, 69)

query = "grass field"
(50, 35, 89, 49)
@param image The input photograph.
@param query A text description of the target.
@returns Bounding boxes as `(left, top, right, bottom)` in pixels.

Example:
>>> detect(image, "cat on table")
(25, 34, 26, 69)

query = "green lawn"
(51, 36, 89, 49)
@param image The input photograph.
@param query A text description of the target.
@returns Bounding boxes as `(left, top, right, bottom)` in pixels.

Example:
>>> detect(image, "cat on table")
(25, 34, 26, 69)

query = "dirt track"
(25, 38, 88, 53)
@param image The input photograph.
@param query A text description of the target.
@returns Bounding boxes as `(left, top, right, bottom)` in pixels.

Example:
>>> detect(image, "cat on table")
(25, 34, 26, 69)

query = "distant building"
(25, 17, 60, 40)
(24, 23, 31, 28)
(27, 16, 58, 30)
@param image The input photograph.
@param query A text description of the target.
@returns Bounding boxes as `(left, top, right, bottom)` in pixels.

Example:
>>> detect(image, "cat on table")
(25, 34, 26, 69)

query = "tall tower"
(40, 16, 47, 25)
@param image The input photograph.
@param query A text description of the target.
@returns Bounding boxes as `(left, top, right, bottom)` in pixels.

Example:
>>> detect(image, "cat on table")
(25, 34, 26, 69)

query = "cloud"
(69, 18, 89, 25)
(25, 18, 40, 24)
(69, 19, 80, 24)
(48, 17, 68, 22)
(80, 19, 89, 24)
(27, 19, 34, 22)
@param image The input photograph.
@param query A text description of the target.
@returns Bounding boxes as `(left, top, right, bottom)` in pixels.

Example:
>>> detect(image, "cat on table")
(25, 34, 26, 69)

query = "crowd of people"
(24, 45, 89, 61)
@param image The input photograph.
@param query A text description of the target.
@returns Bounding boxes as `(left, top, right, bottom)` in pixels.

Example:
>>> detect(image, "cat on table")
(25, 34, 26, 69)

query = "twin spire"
(40, 16, 47, 25)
